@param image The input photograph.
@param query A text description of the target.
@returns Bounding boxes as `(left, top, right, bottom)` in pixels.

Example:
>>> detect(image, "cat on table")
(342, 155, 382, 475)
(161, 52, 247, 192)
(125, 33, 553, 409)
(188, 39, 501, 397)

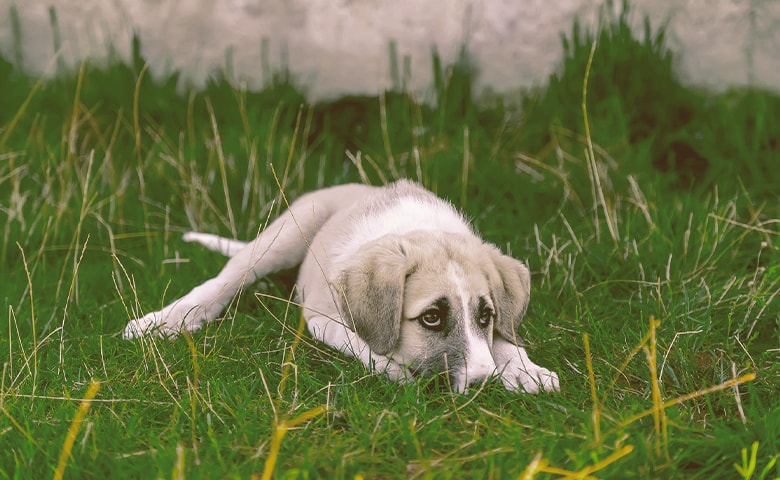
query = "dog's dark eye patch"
(476, 297, 494, 329)
(415, 297, 449, 332)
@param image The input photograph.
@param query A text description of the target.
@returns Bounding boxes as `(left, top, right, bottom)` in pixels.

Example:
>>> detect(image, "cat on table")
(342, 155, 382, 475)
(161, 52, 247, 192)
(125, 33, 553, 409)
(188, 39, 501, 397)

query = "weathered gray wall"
(1, 0, 778, 99)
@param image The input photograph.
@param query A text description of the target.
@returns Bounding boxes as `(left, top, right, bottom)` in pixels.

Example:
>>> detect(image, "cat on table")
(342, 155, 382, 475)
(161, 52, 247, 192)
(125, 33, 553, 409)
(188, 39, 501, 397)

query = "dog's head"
(337, 231, 531, 392)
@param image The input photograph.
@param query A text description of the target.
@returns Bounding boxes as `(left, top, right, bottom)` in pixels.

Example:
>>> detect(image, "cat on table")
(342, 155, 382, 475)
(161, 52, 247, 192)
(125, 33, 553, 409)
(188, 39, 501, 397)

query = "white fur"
(307, 314, 410, 381)
(123, 180, 560, 394)
(448, 262, 497, 390)
(458, 324, 497, 391)
(182, 232, 247, 257)
(492, 338, 560, 393)
(330, 196, 471, 268)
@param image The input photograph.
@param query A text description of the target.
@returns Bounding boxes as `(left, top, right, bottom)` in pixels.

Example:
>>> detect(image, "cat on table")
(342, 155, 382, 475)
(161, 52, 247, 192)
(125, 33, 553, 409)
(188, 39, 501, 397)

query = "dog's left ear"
(337, 235, 413, 355)
(486, 247, 531, 344)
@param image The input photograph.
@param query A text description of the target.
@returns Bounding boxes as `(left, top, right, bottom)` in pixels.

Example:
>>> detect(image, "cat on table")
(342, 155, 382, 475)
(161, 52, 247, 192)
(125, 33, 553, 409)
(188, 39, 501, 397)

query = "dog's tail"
(183, 232, 247, 257)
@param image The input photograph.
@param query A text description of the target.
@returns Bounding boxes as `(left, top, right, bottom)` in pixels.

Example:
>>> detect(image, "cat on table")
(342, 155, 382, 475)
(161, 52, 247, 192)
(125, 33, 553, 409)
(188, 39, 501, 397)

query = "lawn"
(1, 5, 778, 479)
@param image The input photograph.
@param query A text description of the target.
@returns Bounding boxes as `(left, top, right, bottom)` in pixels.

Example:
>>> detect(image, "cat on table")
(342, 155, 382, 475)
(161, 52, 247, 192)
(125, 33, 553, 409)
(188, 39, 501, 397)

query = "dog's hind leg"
(123, 183, 377, 339)
(182, 232, 248, 257)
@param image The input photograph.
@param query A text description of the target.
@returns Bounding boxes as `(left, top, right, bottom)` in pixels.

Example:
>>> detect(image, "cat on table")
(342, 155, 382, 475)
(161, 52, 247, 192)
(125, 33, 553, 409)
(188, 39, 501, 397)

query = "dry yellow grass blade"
(261, 405, 329, 480)
(0, 77, 42, 149)
(619, 372, 757, 427)
(17, 243, 38, 399)
(53, 379, 101, 480)
(258, 292, 328, 480)
(583, 333, 601, 444)
(518, 446, 634, 480)
(559, 445, 634, 479)
(1, 407, 43, 453)
(645, 316, 666, 458)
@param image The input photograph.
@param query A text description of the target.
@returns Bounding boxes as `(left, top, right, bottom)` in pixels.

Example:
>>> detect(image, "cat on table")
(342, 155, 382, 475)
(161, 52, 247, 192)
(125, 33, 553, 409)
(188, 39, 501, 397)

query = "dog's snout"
(451, 354, 497, 393)
(459, 326, 497, 391)
(466, 358, 497, 384)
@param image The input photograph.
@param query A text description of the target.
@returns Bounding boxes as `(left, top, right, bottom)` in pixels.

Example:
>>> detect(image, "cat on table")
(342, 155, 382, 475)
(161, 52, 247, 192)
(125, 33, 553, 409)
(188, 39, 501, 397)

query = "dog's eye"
(418, 310, 444, 331)
(477, 304, 494, 329)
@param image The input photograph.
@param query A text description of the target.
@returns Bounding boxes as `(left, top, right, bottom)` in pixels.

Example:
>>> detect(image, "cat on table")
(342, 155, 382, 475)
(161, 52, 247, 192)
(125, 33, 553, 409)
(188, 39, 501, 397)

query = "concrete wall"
(1, 0, 778, 100)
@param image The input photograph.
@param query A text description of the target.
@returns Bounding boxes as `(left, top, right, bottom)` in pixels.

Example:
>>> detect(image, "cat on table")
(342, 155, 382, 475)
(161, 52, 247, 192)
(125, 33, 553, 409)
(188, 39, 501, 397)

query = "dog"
(123, 180, 560, 394)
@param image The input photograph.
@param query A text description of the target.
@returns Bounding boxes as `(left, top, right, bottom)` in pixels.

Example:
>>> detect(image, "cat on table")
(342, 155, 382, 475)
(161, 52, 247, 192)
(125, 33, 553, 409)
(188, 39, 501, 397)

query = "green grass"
(1, 3, 779, 478)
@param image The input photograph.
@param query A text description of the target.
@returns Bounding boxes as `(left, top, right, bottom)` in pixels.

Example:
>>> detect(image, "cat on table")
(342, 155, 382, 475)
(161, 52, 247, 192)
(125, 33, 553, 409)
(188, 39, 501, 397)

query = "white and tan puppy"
(123, 180, 559, 394)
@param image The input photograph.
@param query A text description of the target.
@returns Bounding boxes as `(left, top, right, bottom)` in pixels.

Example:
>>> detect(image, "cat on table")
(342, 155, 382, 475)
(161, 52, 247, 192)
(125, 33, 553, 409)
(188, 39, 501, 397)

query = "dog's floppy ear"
(486, 247, 532, 344)
(337, 235, 414, 355)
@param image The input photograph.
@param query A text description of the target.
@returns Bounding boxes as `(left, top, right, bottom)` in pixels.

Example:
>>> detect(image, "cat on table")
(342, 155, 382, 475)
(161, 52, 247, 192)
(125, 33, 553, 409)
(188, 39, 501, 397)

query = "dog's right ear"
(486, 247, 532, 345)
(337, 236, 414, 356)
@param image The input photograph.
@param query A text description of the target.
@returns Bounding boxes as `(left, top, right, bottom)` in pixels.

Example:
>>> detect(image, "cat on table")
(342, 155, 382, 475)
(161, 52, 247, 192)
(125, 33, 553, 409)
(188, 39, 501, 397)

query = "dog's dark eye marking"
(476, 297, 494, 329)
(416, 298, 448, 331)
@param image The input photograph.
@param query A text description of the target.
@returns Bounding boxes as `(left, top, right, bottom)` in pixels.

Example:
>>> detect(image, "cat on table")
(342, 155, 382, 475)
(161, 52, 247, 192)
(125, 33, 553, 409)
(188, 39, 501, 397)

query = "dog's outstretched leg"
(123, 184, 376, 339)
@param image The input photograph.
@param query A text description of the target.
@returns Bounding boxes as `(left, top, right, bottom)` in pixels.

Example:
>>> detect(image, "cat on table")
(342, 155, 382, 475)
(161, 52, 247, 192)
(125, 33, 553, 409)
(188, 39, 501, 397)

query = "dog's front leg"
(491, 337, 560, 393)
(123, 277, 240, 338)
(123, 192, 341, 339)
(307, 315, 410, 382)
(124, 227, 291, 339)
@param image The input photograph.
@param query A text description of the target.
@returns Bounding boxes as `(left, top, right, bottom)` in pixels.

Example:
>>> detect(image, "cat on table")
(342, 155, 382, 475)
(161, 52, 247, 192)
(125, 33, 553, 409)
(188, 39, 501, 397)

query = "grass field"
(1, 5, 779, 479)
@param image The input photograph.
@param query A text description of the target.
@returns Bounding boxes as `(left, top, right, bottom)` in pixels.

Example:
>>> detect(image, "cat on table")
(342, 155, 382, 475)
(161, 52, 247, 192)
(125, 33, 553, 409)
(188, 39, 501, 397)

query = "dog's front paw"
(123, 312, 169, 339)
(371, 354, 413, 383)
(500, 363, 560, 394)
(123, 311, 190, 339)
(122, 301, 208, 340)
